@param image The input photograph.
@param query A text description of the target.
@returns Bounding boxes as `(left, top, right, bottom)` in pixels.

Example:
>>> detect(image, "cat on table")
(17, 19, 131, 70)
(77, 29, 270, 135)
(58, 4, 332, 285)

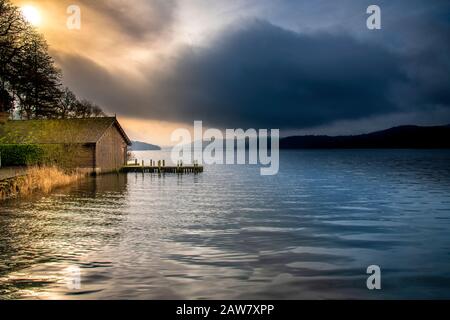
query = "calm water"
(1, 150, 450, 299)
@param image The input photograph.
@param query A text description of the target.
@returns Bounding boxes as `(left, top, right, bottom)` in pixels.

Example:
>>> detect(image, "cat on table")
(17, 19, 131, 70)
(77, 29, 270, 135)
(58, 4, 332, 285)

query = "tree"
(58, 88, 106, 119)
(0, 0, 26, 112)
(58, 87, 77, 119)
(1, 0, 62, 118)
(13, 31, 62, 119)
(73, 99, 105, 118)
(0, 86, 13, 112)
(1, 0, 105, 119)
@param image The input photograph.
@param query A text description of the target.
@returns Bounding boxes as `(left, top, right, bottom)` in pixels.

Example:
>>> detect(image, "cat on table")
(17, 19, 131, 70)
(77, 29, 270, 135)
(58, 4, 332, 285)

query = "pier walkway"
(121, 164, 203, 174)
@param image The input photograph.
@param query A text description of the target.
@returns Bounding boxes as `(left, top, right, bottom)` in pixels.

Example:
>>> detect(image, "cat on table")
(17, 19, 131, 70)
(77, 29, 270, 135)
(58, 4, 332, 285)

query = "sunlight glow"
(21, 5, 42, 26)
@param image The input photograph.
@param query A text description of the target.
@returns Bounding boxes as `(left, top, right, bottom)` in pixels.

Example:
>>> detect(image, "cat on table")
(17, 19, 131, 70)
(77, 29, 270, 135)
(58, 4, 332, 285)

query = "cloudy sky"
(13, 0, 450, 145)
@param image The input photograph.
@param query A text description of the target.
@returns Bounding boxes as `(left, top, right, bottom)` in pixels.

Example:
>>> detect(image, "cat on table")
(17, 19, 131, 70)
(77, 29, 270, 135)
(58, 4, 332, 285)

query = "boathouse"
(0, 117, 131, 174)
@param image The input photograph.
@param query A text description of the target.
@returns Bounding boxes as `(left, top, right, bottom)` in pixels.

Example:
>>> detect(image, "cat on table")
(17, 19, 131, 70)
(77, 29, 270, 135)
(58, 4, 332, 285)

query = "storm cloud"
(148, 20, 407, 128)
(54, 1, 450, 130)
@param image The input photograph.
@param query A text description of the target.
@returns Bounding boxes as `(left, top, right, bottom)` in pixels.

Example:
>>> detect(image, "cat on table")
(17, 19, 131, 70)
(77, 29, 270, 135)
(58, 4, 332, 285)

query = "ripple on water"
(1, 150, 450, 299)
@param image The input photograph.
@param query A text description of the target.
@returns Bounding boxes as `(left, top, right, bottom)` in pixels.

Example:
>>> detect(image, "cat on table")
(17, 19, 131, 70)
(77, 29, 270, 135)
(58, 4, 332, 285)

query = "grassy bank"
(0, 166, 84, 201)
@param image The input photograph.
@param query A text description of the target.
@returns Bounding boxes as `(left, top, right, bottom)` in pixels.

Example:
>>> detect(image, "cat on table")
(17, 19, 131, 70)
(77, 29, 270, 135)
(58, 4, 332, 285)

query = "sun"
(21, 5, 42, 26)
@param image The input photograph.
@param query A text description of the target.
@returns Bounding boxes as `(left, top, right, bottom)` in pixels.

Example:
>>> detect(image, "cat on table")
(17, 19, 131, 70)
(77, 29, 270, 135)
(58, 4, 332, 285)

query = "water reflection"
(1, 150, 450, 299)
(0, 174, 128, 299)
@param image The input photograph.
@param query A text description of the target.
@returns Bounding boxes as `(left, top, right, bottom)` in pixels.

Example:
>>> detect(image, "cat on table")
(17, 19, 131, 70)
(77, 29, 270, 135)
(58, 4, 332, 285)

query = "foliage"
(0, 0, 27, 112)
(0, 144, 43, 166)
(1, 166, 83, 201)
(0, 143, 84, 167)
(58, 88, 106, 119)
(13, 31, 63, 119)
(0, 0, 105, 118)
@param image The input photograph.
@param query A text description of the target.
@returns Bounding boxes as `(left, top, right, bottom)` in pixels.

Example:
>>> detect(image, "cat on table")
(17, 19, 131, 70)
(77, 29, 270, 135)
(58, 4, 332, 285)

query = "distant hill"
(280, 125, 450, 149)
(130, 141, 161, 151)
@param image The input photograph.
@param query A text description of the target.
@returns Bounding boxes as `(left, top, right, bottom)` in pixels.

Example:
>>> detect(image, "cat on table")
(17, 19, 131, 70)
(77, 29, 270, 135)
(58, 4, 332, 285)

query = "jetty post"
(121, 159, 203, 175)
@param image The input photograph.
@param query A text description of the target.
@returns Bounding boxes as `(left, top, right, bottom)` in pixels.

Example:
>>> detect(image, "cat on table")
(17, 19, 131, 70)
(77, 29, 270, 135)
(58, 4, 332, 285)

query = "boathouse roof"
(0, 117, 132, 146)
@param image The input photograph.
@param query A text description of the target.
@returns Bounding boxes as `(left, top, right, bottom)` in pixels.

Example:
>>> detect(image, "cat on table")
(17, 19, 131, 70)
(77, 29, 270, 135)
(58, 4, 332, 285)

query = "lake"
(1, 150, 450, 299)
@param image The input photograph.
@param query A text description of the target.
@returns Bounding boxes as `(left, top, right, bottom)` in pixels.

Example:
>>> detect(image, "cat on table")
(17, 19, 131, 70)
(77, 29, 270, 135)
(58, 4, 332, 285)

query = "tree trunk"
(0, 111, 10, 124)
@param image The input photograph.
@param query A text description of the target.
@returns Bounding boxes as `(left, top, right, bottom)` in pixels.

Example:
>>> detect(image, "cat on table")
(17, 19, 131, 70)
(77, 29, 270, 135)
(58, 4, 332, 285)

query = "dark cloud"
(54, 52, 144, 109)
(56, 5, 450, 130)
(148, 20, 407, 128)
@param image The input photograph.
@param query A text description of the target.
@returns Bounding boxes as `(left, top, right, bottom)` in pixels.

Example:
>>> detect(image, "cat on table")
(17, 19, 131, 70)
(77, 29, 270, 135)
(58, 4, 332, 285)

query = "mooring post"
(135, 159, 138, 165)
(163, 160, 166, 167)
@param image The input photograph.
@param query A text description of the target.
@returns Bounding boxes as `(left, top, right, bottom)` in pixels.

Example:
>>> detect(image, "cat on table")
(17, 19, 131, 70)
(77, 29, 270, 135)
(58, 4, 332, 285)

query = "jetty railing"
(121, 160, 203, 174)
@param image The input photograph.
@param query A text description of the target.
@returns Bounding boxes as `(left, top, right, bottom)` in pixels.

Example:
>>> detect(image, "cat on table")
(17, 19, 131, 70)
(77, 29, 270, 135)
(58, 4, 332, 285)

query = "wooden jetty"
(121, 160, 203, 174)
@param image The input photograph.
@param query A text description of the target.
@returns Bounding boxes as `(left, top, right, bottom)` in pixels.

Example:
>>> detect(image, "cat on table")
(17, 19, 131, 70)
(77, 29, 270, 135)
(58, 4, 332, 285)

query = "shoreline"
(0, 166, 85, 201)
